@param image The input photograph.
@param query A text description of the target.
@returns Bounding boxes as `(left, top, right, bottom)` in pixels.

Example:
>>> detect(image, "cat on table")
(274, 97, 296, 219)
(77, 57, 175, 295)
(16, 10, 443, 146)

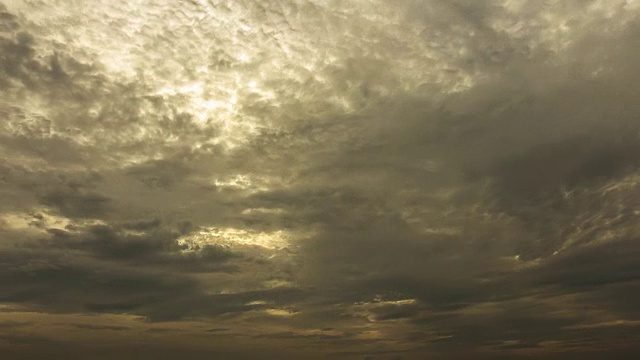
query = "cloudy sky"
(1, 0, 640, 358)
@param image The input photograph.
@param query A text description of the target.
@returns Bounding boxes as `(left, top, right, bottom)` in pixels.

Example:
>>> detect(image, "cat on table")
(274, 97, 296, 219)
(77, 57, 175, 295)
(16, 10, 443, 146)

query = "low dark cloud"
(68, 323, 130, 331)
(0, 320, 30, 329)
(126, 159, 192, 190)
(527, 239, 640, 288)
(38, 188, 111, 219)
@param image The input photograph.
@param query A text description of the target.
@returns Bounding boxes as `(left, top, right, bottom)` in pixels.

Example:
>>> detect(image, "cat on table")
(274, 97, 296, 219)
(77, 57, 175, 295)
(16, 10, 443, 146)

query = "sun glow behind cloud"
(177, 227, 290, 250)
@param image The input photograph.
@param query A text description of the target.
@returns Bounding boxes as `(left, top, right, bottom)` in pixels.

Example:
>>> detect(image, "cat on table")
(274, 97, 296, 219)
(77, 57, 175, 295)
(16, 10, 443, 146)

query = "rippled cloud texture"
(1, 0, 640, 359)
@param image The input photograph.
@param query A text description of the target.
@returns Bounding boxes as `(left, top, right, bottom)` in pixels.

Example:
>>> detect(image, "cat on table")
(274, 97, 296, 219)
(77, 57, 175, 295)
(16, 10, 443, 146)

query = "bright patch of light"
(264, 308, 298, 317)
(213, 174, 281, 193)
(241, 208, 285, 215)
(0, 210, 72, 233)
(246, 300, 268, 306)
(237, 52, 249, 62)
(177, 227, 289, 250)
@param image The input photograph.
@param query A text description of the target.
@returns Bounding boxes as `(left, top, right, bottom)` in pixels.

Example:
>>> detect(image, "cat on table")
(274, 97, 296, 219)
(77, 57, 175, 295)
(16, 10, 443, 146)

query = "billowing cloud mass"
(1, 0, 640, 359)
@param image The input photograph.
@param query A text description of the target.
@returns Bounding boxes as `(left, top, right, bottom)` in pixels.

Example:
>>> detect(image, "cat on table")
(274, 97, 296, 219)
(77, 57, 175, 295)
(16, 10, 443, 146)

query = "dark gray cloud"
(0, 320, 30, 329)
(1, 0, 640, 358)
(67, 323, 130, 331)
(38, 188, 111, 218)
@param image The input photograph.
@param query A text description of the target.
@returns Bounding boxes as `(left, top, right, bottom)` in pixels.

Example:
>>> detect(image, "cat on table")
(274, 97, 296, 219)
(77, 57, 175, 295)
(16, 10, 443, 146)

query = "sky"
(1, 0, 640, 359)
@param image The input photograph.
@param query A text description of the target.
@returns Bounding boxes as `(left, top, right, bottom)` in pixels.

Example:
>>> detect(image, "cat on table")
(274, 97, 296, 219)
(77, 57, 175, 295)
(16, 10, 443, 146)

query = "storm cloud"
(1, 0, 640, 358)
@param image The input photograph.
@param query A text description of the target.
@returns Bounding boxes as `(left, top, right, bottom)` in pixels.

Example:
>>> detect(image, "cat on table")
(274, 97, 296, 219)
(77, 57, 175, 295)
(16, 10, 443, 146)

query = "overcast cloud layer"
(1, 0, 640, 359)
